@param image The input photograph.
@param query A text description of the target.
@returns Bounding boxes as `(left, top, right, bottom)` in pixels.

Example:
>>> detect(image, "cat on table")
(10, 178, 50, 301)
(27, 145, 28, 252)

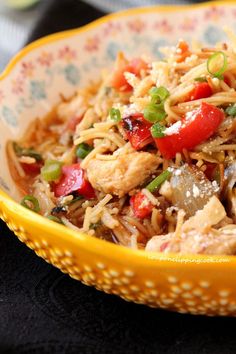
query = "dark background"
(1, 0, 236, 353)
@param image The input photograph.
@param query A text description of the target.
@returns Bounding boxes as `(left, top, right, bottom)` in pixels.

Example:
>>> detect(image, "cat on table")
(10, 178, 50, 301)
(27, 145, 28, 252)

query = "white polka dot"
(218, 290, 230, 297)
(103, 278, 112, 285)
(162, 298, 174, 305)
(188, 308, 198, 313)
(167, 276, 178, 284)
(171, 285, 182, 294)
(96, 262, 105, 269)
(84, 265, 92, 272)
(145, 280, 155, 288)
(65, 250, 72, 257)
(124, 270, 134, 277)
(88, 273, 96, 281)
(203, 303, 212, 309)
(103, 271, 112, 278)
(150, 289, 158, 296)
(178, 309, 188, 313)
(199, 281, 210, 288)
(109, 269, 119, 277)
(192, 288, 203, 296)
(181, 282, 192, 290)
(120, 277, 130, 284)
(219, 299, 229, 306)
(197, 306, 206, 311)
(130, 285, 140, 292)
(113, 279, 122, 285)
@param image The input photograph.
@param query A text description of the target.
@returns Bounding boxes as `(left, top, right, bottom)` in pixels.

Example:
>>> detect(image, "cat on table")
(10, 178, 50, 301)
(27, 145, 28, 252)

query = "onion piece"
(170, 164, 216, 217)
(224, 162, 236, 222)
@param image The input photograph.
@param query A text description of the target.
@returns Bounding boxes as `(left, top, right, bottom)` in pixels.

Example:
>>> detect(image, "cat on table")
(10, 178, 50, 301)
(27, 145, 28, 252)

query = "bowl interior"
(0, 2, 235, 201)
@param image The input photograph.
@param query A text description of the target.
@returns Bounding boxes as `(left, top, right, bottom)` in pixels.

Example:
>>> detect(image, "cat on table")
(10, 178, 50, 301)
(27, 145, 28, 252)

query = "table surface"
(1, 1, 236, 353)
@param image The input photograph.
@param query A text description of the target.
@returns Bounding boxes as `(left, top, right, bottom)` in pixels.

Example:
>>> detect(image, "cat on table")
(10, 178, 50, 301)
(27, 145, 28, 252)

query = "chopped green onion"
(151, 123, 166, 138)
(194, 77, 207, 82)
(41, 159, 62, 182)
(144, 103, 166, 123)
(146, 170, 172, 193)
(226, 105, 236, 117)
(207, 51, 227, 79)
(47, 215, 64, 224)
(13, 142, 42, 161)
(76, 143, 93, 159)
(109, 107, 121, 122)
(149, 86, 170, 103)
(21, 195, 40, 212)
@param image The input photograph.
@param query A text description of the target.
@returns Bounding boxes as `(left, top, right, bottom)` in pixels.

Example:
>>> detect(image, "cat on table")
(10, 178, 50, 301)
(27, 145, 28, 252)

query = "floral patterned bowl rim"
(1, 0, 236, 271)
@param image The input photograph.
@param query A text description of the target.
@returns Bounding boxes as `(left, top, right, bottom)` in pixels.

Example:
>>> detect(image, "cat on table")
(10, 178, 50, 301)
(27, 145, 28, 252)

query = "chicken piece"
(182, 196, 226, 232)
(146, 227, 236, 255)
(146, 196, 233, 255)
(86, 149, 160, 197)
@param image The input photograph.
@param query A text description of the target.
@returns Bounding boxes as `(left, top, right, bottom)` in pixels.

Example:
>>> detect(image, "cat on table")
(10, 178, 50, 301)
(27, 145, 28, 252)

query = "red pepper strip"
(224, 75, 231, 87)
(188, 82, 213, 101)
(21, 162, 42, 175)
(54, 163, 95, 199)
(130, 191, 154, 219)
(122, 113, 152, 150)
(155, 102, 225, 159)
(111, 58, 148, 92)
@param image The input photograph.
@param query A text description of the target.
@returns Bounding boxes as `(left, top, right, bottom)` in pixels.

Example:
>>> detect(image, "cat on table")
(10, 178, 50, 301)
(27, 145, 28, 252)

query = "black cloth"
(1, 1, 236, 353)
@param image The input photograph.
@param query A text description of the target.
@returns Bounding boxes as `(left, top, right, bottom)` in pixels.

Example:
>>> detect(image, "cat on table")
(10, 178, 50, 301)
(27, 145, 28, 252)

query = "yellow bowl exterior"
(1, 1, 236, 316)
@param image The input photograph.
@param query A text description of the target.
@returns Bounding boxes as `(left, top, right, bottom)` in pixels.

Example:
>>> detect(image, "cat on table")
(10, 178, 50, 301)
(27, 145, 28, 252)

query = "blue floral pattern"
(2, 106, 17, 126)
(30, 81, 46, 100)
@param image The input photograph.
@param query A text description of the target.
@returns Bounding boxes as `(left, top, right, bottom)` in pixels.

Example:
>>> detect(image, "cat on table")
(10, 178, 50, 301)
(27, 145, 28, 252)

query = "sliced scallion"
(41, 159, 62, 182)
(194, 77, 207, 82)
(226, 104, 236, 117)
(13, 142, 42, 161)
(21, 195, 40, 212)
(76, 143, 93, 159)
(207, 51, 227, 79)
(151, 123, 166, 138)
(149, 86, 170, 103)
(109, 107, 121, 122)
(146, 170, 171, 193)
(47, 215, 64, 224)
(144, 103, 166, 123)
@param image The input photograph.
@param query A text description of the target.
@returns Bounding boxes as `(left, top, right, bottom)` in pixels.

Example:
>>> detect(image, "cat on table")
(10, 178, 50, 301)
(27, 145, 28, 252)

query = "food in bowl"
(7, 39, 236, 255)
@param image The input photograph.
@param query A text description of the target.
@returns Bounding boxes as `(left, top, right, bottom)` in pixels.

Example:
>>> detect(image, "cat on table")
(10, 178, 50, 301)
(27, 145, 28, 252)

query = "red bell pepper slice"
(54, 163, 95, 199)
(130, 191, 154, 219)
(188, 82, 213, 101)
(155, 102, 225, 159)
(224, 75, 231, 87)
(122, 113, 152, 150)
(21, 162, 42, 175)
(111, 58, 148, 92)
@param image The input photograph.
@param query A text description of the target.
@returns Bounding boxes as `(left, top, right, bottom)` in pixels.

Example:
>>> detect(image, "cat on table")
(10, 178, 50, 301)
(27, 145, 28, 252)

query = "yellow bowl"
(1, 1, 236, 316)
